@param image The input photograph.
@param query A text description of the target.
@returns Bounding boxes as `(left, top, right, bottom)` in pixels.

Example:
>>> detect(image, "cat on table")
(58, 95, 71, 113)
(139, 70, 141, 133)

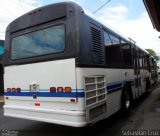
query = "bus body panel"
(4, 58, 87, 127)
(5, 59, 76, 89)
(4, 58, 85, 110)
(76, 68, 135, 123)
(4, 99, 86, 127)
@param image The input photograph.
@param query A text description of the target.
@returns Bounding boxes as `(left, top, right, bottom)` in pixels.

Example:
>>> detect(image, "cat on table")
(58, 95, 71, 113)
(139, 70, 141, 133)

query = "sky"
(0, 0, 160, 54)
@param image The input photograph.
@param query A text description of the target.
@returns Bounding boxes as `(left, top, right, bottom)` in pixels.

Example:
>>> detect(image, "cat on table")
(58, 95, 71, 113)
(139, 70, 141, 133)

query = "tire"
(121, 86, 132, 116)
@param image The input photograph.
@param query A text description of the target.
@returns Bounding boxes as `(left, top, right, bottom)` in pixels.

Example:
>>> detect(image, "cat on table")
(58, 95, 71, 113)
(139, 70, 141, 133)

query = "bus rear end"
(4, 2, 86, 127)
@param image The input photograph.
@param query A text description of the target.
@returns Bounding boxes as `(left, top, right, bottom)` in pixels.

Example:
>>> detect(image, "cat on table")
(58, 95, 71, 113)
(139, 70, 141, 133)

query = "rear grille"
(89, 103, 106, 121)
(86, 98, 97, 106)
(85, 77, 96, 84)
(84, 76, 107, 108)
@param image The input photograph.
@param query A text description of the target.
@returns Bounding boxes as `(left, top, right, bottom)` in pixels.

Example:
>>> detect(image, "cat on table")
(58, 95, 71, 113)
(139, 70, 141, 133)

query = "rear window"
(11, 24, 65, 60)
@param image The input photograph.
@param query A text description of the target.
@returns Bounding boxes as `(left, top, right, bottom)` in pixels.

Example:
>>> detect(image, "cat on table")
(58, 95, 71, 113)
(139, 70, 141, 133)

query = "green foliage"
(145, 49, 159, 61)
(145, 49, 156, 56)
(154, 56, 159, 61)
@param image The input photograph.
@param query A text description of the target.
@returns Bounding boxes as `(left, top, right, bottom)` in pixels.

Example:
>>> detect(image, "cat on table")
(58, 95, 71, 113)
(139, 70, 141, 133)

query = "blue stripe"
(4, 92, 85, 98)
(107, 81, 123, 86)
(106, 79, 134, 92)
(107, 82, 122, 91)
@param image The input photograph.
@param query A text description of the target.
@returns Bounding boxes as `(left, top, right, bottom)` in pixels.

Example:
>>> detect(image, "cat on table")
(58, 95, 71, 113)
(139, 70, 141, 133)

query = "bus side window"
(121, 40, 132, 68)
(142, 53, 145, 69)
(144, 55, 150, 71)
(139, 51, 143, 69)
(103, 31, 122, 68)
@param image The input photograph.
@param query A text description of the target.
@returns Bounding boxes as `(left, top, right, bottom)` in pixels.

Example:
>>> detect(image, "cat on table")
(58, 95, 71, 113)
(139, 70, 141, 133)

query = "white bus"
(4, 2, 151, 127)
(150, 56, 158, 85)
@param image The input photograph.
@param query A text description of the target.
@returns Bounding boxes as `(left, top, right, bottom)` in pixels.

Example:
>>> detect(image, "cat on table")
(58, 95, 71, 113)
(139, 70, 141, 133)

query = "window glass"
(11, 24, 65, 60)
(121, 40, 132, 67)
(104, 32, 112, 46)
(109, 34, 120, 45)
(139, 51, 143, 68)
(144, 54, 150, 71)
(144, 55, 148, 67)
(133, 47, 139, 74)
(104, 31, 122, 67)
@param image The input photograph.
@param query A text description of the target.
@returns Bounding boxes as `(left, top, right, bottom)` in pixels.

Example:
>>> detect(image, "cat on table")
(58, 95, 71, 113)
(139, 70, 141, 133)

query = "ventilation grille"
(89, 103, 106, 121)
(90, 26, 104, 65)
(84, 76, 107, 108)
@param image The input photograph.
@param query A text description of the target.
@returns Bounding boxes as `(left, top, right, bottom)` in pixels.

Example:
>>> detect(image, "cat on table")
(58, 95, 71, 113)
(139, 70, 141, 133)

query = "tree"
(145, 49, 159, 61)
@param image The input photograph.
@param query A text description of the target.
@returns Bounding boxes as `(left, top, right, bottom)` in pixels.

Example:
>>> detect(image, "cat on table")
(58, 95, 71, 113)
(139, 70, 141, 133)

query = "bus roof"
(7, 2, 82, 33)
(6, 2, 148, 55)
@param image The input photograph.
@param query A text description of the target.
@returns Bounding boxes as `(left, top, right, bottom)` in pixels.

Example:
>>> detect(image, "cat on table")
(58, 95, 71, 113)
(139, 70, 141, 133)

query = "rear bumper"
(4, 105, 87, 127)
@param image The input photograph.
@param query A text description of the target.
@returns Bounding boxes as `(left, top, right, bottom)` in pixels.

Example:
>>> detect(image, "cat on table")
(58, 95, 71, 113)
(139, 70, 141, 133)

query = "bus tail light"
(65, 87, 71, 93)
(70, 99, 76, 102)
(7, 88, 21, 92)
(17, 88, 21, 92)
(7, 88, 11, 92)
(50, 87, 56, 92)
(12, 88, 16, 92)
(57, 87, 63, 93)
(35, 103, 40, 106)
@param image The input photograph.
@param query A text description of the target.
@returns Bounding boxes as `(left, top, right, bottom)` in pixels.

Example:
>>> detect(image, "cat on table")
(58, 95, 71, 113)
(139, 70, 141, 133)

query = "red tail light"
(7, 88, 11, 92)
(35, 103, 40, 106)
(70, 99, 76, 102)
(57, 87, 63, 93)
(17, 88, 21, 92)
(50, 87, 56, 92)
(12, 88, 16, 92)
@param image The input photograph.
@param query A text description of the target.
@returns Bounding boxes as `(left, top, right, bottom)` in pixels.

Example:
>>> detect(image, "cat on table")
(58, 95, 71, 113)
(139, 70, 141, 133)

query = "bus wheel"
(121, 86, 132, 116)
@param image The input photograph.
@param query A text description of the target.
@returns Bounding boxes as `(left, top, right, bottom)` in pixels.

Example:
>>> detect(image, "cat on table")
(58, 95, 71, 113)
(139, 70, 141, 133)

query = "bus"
(4, 2, 151, 127)
(150, 56, 158, 85)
